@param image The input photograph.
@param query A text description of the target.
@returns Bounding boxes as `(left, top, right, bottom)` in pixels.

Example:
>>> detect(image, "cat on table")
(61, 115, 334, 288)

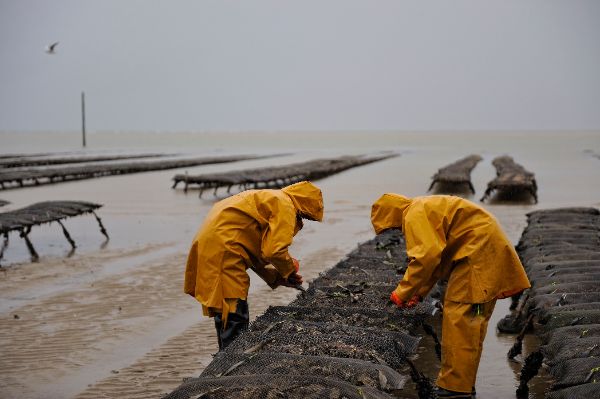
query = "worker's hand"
(286, 271, 303, 286)
(292, 258, 300, 273)
(390, 292, 422, 309)
(406, 294, 422, 308)
(275, 271, 303, 288)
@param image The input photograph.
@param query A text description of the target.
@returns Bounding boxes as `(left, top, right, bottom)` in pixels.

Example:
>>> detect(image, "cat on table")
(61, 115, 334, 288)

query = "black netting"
(541, 336, 600, 362)
(251, 306, 421, 333)
(497, 207, 600, 397)
(533, 281, 600, 296)
(526, 260, 600, 274)
(524, 255, 600, 268)
(526, 207, 600, 217)
(538, 303, 600, 322)
(223, 329, 417, 370)
(522, 225, 600, 233)
(200, 352, 408, 391)
(519, 248, 599, 264)
(331, 257, 410, 273)
(163, 374, 396, 399)
(541, 324, 600, 344)
(542, 309, 600, 332)
(318, 267, 403, 285)
(547, 357, 600, 390)
(528, 267, 600, 281)
(518, 238, 600, 251)
(347, 243, 406, 261)
(248, 319, 414, 345)
(545, 383, 600, 399)
(529, 295, 600, 321)
(290, 284, 398, 309)
(532, 274, 600, 289)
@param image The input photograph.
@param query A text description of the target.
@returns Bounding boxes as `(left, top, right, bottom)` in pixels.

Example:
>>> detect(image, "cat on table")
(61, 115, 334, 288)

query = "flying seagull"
(45, 42, 59, 54)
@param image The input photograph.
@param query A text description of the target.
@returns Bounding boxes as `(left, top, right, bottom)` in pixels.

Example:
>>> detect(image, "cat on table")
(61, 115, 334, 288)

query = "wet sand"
(0, 131, 598, 398)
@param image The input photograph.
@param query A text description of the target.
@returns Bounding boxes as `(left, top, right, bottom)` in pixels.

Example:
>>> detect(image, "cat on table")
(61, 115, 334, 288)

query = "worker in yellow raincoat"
(185, 181, 323, 350)
(371, 194, 530, 399)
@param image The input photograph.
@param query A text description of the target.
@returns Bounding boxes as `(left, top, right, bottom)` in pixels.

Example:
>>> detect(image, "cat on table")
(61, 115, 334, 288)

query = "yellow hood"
(371, 193, 412, 234)
(281, 181, 324, 222)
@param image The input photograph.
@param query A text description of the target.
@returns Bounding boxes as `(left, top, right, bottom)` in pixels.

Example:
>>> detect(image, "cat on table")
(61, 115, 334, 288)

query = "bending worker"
(371, 194, 530, 399)
(184, 181, 323, 350)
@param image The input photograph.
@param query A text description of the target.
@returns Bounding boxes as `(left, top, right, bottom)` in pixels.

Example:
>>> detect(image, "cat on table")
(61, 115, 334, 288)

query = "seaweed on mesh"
(250, 305, 420, 333)
(318, 267, 402, 285)
(248, 319, 414, 346)
(290, 284, 398, 309)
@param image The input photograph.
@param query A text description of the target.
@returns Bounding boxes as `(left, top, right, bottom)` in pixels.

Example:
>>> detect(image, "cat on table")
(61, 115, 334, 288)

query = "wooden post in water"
(81, 91, 86, 147)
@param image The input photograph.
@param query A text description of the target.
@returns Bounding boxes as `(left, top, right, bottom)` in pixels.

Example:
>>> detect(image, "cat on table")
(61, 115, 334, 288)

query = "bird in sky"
(45, 42, 59, 54)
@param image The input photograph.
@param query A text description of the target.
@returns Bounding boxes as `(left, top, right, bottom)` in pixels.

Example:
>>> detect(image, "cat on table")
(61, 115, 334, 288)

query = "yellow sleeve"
(260, 198, 296, 279)
(394, 203, 446, 301)
(251, 263, 282, 289)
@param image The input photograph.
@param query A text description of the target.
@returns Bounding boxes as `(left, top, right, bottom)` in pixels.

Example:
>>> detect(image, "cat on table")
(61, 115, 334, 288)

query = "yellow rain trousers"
(438, 299, 496, 392)
(184, 181, 323, 325)
(371, 194, 530, 392)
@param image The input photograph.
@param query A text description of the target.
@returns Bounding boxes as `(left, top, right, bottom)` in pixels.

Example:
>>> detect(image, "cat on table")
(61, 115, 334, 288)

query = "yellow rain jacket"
(184, 181, 323, 322)
(371, 194, 530, 304)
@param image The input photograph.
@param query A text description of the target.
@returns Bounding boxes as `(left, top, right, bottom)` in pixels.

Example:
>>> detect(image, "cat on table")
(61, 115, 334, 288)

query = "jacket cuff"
(394, 285, 414, 302)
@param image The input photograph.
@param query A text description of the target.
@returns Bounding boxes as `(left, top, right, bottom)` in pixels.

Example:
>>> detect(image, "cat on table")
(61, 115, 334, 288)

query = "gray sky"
(1, 0, 599, 132)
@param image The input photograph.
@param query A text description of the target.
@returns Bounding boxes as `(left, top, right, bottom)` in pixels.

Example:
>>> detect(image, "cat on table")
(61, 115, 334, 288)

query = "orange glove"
(292, 257, 300, 273)
(390, 292, 421, 309)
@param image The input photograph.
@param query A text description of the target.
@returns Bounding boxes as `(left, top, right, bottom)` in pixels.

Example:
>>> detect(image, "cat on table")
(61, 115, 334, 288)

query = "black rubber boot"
(434, 386, 474, 399)
(213, 299, 249, 351)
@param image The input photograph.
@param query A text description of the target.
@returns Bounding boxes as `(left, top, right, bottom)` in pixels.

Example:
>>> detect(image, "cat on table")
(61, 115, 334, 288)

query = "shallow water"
(0, 130, 598, 398)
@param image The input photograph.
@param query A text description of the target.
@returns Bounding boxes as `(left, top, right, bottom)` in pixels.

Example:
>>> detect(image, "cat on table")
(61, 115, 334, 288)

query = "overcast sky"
(1, 1, 599, 132)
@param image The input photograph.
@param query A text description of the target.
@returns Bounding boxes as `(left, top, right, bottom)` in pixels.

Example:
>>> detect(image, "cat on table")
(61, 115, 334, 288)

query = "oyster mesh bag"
(251, 305, 422, 332)
(200, 352, 408, 392)
(526, 253, 600, 265)
(547, 357, 600, 390)
(332, 257, 409, 273)
(317, 267, 403, 285)
(542, 309, 600, 332)
(247, 319, 414, 346)
(532, 274, 600, 289)
(540, 324, 600, 344)
(541, 336, 600, 363)
(545, 383, 600, 399)
(290, 284, 399, 309)
(538, 302, 600, 322)
(223, 329, 417, 370)
(163, 374, 395, 399)
(528, 266, 600, 281)
(525, 260, 600, 275)
(519, 248, 599, 264)
(532, 281, 600, 296)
